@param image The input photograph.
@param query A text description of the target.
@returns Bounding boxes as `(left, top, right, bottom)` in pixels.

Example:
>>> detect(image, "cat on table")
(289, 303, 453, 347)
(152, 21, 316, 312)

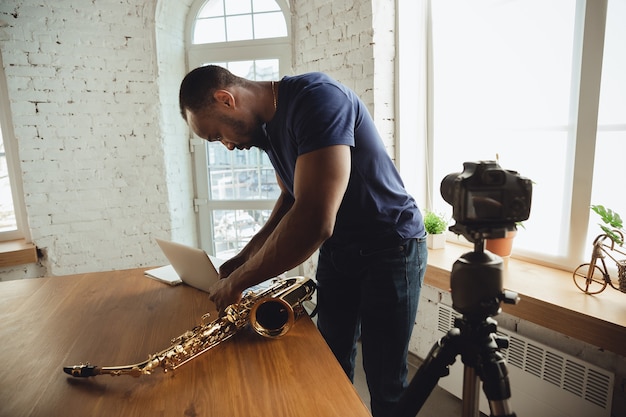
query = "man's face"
(185, 106, 268, 151)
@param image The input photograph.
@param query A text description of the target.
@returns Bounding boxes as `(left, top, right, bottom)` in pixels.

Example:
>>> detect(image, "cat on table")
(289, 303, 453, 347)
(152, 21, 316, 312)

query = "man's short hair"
(178, 65, 239, 119)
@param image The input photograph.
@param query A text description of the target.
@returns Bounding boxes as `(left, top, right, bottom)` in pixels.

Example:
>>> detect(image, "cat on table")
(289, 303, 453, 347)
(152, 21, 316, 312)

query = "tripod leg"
(462, 366, 480, 417)
(392, 328, 462, 417)
(480, 349, 516, 417)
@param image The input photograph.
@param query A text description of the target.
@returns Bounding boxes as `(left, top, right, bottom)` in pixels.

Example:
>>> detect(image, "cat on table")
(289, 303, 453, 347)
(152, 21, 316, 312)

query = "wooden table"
(0, 269, 371, 417)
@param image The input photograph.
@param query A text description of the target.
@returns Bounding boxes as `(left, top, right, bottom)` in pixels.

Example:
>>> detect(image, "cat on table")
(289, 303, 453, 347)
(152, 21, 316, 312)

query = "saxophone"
(63, 276, 316, 378)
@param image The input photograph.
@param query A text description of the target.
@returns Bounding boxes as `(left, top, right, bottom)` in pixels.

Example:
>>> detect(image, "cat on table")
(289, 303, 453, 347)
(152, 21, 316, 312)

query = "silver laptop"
(154, 238, 224, 293)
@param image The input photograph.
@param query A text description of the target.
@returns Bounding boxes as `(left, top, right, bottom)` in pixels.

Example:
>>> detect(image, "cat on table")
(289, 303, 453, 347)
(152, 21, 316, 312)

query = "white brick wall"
(371, 0, 396, 156)
(0, 0, 195, 279)
(292, 0, 396, 155)
(293, 0, 375, 98)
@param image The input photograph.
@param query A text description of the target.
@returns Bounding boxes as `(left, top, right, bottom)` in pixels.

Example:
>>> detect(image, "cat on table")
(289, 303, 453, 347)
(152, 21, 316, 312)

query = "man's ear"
(214, 90, 235, 108)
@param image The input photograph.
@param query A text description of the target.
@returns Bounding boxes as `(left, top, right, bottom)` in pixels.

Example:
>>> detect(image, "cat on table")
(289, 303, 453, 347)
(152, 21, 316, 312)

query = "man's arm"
(218, 177, 294, 278)
(208, 144, 351, 310)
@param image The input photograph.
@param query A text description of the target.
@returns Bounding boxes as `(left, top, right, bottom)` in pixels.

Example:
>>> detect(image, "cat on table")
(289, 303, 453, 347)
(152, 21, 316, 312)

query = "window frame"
(185, 0, 291, 255)
(0, 51, 30, 243)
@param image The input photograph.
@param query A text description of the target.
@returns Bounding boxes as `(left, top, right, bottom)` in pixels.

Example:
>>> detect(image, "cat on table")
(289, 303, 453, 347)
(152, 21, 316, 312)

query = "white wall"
(291, 0, 396, 154)
(0, 0, 196, 279)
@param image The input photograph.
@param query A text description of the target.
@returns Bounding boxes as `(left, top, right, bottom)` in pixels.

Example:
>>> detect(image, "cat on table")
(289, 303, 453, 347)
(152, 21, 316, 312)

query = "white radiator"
(434, 304, 614, 417)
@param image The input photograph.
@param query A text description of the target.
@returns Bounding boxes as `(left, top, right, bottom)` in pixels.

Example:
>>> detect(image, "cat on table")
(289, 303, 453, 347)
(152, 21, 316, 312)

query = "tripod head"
(449, 223, 519, 319)
(440, 160, 530, 319)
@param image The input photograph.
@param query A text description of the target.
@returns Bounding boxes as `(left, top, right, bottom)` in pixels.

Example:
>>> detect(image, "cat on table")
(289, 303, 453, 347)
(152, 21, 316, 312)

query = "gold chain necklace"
(271, 81, 277, 110)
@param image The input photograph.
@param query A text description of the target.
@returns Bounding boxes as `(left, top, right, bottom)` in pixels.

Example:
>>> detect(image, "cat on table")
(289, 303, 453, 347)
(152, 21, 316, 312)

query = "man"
(179, 65, 428, 417)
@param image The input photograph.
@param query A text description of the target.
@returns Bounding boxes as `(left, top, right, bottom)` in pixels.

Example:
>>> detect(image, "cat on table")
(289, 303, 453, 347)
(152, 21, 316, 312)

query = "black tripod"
(393, 237, 518, 417)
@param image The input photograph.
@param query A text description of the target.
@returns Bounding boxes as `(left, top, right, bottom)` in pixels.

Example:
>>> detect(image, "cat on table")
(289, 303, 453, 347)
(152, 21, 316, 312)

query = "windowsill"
(0, 239, 38, 268)
(426, 243, 626, 357)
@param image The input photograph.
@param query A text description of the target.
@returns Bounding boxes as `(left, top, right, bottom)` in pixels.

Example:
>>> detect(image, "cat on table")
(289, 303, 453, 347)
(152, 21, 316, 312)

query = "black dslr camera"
(440, 160, 532, 242)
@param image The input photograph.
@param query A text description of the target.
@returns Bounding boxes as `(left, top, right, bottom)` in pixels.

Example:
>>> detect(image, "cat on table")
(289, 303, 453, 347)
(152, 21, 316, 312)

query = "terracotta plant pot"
(485, 231, 517, 257)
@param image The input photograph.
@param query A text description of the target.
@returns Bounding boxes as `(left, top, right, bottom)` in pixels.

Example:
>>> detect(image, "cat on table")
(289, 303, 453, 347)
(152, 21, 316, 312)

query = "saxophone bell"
(249, 297, 295, 338)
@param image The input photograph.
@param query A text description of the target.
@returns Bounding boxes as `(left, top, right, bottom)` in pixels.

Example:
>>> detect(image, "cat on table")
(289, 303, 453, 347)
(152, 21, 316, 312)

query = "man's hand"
(208, 277, 242, 314)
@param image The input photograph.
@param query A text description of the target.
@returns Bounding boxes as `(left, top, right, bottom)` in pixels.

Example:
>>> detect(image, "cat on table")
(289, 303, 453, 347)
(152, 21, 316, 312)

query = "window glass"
(188, 0, 289, 257)
(214, 209, 269, 259)
(253, 12, 287, 39)
(193, 0, 287, 44)
(204, 59, 279, 203)
(430, 0, 577, 257)
(254, 0, 281, 13)
(202, 59, 280, 258)
(226, 15, 254, 41)
(194, 17, 226, 44)
(0, 129, 17, 233)
(225, 0, 252, 15)
(207, 146, 279, 201)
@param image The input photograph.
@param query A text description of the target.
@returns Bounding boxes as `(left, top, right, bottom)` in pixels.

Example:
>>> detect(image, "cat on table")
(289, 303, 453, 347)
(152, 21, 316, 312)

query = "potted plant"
(484, 222, 524, 258)
(485, 228, 517, 257)
(424, 211, 448, 249)
(591, 205, 624, 245)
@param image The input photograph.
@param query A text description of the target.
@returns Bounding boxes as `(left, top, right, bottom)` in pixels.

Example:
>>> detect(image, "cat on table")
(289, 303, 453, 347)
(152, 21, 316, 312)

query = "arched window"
(185, 0, 291, 258)
(192, 0, 288, 44)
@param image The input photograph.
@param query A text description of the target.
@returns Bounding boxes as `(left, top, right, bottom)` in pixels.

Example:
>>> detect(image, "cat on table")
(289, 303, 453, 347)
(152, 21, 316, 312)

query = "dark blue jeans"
(316, 236, 428, 417)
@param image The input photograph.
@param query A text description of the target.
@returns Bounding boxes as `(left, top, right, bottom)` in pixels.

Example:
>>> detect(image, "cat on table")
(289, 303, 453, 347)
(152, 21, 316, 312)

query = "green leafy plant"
(424, 211, 448, 235)
(591, 205, 624, 245)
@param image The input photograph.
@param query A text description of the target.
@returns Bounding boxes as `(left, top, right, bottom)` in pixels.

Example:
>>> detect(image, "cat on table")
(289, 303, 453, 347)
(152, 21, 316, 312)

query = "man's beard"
(220, 113, 269, 150)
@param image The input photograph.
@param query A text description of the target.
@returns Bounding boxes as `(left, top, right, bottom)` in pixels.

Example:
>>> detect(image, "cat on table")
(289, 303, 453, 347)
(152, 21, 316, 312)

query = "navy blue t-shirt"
(264, 73, 424, 245)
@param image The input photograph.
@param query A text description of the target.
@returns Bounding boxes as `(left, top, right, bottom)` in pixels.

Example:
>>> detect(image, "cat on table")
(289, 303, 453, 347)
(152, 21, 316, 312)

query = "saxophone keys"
(201, 312, 212, 324)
